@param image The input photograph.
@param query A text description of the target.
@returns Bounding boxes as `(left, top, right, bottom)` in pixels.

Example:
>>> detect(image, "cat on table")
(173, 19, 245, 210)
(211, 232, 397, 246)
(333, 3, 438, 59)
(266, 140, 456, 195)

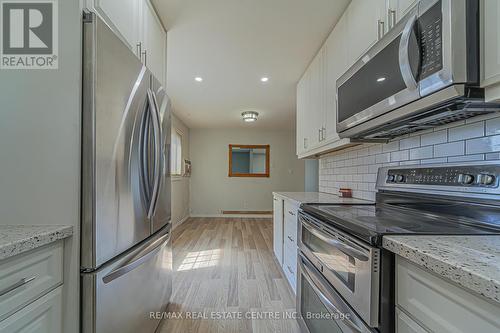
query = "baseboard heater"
(221, 210, 272, 215)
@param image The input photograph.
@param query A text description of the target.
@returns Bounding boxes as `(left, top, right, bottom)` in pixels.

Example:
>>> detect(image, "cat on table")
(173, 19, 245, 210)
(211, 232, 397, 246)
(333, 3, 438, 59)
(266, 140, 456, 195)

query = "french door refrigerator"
(81, 12, 172, 333)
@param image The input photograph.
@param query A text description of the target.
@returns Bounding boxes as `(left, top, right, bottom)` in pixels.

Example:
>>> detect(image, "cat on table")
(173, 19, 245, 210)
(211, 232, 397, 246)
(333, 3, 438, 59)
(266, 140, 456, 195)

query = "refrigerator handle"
(146, 89, 161, 219)
(139, 101, 151, 210)
(102, 231, 170, 284)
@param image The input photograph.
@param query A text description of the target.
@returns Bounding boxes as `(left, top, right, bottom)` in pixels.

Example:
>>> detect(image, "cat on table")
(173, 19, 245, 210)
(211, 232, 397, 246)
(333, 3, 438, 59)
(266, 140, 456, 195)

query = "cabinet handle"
(377, 20, 385, 40)
(318, 129, 322, 142)
(142, 50, 147, 66)
(322, 127, 326, 141)
(388, 9, 396, 30)
(288, 211, 295, 216)
(303, 138, 307, 149)
(287, 235, 294, 242)
(136, 42, 142, 58)
(287, 265, 294, 275)
(0, 276, 36, 297)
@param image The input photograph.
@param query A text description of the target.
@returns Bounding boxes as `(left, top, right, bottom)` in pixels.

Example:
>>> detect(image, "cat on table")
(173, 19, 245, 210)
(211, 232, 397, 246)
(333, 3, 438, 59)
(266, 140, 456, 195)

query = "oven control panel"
(385, 166, 500, 188)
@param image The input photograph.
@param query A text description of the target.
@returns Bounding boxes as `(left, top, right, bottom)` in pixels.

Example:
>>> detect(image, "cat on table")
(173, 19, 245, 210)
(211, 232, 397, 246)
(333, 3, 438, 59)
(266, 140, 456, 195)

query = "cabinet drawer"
(396, 257, 500, 333)
(0, 286, 62, 333)
(0, 242, 63, 320)
(283, 245, 297, 294)
(283, 201, 298, 246)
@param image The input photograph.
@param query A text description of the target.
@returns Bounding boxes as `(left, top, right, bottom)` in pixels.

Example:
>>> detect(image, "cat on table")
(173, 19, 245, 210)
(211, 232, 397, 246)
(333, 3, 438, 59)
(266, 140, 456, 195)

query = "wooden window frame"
(228, 144, 270, 178)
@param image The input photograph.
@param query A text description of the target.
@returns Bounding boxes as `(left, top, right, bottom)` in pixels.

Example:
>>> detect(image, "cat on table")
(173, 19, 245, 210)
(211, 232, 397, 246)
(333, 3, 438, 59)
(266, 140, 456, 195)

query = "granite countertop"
(383, 235, 500, 305)
(0, 225, 73, 261)
(273, 192, 374, 206)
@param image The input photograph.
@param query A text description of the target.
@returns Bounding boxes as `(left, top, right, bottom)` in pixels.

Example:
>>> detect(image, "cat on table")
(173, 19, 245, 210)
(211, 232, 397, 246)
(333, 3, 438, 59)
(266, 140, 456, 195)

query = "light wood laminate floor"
(157, 217, 300, 333)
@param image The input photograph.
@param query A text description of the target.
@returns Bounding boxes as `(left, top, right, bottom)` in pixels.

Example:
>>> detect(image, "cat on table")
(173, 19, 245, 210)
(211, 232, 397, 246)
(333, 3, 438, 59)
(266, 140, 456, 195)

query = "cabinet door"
(483, 0, 500, 101)
(346, 0, 387, 67)
(396, 307, 428, 333)
(142, 0, 167, 85)
(308, 51, 324, 149)
(324, 14, 348, 143)
(273, 196, 284, 265)
(93, 0, 139, 51)
(296, 77, 308, 154)
(387, 0, 417, 30)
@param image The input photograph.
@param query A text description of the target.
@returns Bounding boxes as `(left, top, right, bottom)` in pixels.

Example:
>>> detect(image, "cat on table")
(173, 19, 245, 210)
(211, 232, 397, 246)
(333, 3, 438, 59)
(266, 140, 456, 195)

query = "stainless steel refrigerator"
(81, 12, 172, 333)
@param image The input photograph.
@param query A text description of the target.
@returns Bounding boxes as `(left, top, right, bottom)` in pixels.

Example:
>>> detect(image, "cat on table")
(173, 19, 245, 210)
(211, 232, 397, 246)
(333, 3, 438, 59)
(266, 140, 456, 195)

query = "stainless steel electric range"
(297, 162, 500, 333)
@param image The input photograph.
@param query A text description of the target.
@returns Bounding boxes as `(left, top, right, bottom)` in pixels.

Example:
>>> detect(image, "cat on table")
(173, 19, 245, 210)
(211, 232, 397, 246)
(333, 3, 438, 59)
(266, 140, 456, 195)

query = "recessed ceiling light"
(376, 77, 386, 82)
(194, 77, 203, 82)
(242, 111, 259, 122)
(260, 77, 269, 83)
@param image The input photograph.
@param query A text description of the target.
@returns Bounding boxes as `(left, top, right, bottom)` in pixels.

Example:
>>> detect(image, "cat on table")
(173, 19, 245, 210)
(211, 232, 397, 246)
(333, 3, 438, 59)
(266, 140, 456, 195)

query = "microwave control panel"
(418, 0, 443, 80)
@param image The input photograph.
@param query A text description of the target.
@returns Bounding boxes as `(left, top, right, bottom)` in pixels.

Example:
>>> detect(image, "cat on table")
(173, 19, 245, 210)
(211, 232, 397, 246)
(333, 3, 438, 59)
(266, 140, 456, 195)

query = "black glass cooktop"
(301, 203, 500, 246)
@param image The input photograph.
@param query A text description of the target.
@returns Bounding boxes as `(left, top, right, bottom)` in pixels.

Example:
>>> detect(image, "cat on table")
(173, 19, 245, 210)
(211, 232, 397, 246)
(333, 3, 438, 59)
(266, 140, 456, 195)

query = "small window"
(171, 130, 183, 176)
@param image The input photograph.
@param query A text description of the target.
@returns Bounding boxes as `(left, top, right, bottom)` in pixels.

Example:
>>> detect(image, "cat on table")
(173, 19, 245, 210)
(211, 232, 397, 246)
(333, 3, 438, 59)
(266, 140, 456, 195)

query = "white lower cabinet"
(396, 257, 500, 333)
(0, 242, 64, 333)
(273, 195, 300, 294)
(0, 287, 62, 333)
(273, 196, 284, 266)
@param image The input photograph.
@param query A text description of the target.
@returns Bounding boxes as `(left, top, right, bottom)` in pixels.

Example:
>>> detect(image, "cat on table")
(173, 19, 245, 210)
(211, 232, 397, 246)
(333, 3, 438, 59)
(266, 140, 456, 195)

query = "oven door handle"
(302, 220, 369, 262)
(300, 255, 367, 333)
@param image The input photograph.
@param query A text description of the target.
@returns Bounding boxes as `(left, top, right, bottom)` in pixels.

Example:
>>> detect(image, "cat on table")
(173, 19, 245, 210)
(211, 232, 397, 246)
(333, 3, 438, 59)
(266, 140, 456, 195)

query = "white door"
(93, 0, 139, 52)
(308, 52, 324, 149)
(346, 0, 387, 67)
(324, 14, 348, 143)
(273, 196, 284, 265)
(296, 77, 306, 154)
(482, 0, 500, 101)
(388, 0, 418, 29)
(142, 0, 167, 85)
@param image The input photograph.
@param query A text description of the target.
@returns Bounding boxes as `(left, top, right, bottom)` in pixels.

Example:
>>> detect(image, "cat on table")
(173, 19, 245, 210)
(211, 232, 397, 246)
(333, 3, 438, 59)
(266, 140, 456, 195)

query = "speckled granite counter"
(273, 192, 374, 206)
(0, 225, 73, 260)
(383, 235, 500, 305)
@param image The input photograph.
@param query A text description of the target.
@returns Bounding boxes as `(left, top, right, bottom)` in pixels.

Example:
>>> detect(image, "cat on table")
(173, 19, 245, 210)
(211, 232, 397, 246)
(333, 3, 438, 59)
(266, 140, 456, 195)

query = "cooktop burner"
(301, 203, 500, 246)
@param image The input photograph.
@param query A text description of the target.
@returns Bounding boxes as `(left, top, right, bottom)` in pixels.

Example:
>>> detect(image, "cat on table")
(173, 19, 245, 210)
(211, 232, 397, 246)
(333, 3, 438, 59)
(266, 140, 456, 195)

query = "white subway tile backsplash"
(319, 117, 500, 200)
(466, 135, 500, 154)
(486, 117, 500, 136)
(434, 141, 465, 157)
(421, 130, 447, 146)
(448, 122, 484, 141)
(410, 146, 433, 160)
(400, 136, 420, 150)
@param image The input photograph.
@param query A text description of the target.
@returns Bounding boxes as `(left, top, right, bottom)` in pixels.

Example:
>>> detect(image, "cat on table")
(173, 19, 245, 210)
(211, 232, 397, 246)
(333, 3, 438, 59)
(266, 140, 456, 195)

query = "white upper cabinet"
(87, 0, 167, 86)
(345, 0, 387, 67)
(141, 0, 167, 85)
(92, 0, 140, 51)
(482, 0, 500, 102)
(387, 0, 418, 29)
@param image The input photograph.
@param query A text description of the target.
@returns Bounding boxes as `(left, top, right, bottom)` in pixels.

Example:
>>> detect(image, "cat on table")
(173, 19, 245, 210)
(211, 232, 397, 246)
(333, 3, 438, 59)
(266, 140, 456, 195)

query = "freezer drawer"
(81, 227, 172, 333)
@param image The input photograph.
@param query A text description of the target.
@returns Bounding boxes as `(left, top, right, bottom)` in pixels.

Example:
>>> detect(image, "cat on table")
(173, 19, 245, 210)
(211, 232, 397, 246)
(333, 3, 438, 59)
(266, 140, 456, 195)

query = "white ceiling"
(153, 0, 350, 129)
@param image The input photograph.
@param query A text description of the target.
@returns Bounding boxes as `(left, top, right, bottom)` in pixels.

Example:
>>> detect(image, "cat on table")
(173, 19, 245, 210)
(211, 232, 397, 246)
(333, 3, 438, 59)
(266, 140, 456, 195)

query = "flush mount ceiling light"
(194, 77, 203, 82)
(260, 77, 269, 83)
(242, 111, 259, 122)
(376, 77, 386, 82)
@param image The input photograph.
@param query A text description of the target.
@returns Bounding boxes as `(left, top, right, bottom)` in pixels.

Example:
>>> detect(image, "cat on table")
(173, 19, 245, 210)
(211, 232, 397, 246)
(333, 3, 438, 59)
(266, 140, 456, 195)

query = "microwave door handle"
(299, 255, 366, 333)
(302, 220, 369, 262)
(398, 14, 419, 90)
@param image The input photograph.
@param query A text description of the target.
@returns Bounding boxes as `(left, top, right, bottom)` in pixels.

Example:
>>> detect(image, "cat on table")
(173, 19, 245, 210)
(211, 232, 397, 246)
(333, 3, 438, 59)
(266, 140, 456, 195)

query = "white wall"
(0, 1, 82, 332)
(190, 129, 305, 216)
(171, 114, 190, 228)
(319, 114, 500, 201)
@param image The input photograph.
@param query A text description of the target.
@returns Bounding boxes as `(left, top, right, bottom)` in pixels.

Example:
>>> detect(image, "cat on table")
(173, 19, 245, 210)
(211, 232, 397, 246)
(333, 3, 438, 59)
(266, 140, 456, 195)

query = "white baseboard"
(189, 214, 272, 219)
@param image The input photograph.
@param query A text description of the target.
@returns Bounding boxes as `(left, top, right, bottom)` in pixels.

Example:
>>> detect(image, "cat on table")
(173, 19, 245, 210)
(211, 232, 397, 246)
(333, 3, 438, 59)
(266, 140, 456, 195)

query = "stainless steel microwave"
(336, 0, 500, 140)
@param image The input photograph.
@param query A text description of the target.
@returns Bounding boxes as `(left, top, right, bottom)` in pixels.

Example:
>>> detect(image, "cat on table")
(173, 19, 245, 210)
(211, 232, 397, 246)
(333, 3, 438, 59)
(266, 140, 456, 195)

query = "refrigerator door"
(82, 13, 153, 269)
(81, 226, 172, 333)
(150, 76, 172, 233)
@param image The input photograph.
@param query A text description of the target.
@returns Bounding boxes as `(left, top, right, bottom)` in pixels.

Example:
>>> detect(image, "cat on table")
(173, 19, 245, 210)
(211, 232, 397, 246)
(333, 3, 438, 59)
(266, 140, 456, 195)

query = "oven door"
(298, 212, 380, 327)
(336, 4, 421, 134)
(297, 253, 376, 333)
